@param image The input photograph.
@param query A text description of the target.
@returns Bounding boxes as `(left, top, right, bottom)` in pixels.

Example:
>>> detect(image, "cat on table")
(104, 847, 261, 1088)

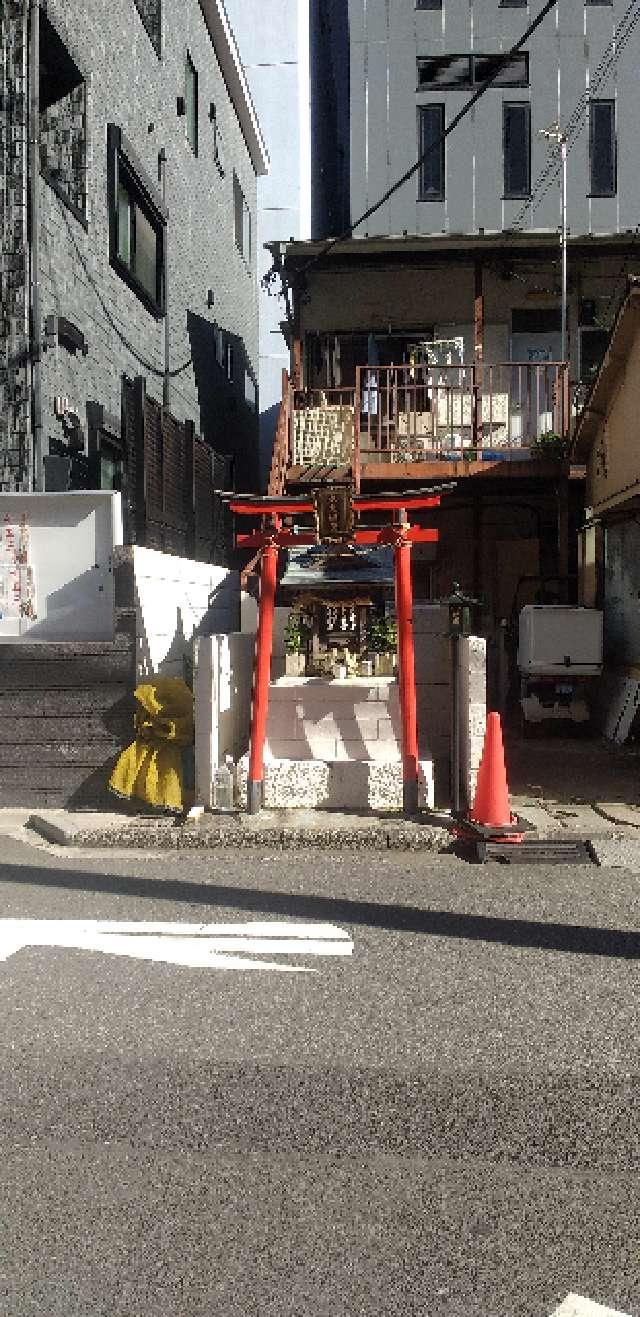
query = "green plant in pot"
(284, 611, 306, 676)
(531, 430, 569, 459)
(368, 614, 397, 676)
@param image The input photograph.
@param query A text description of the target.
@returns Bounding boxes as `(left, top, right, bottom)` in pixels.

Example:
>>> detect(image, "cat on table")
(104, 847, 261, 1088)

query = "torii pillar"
(247, 531, 279, 813)
(393, 516, 419, 815)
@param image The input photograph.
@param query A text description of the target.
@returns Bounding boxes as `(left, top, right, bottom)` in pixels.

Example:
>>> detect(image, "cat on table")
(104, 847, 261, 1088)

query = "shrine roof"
(280, 545, 395, 589)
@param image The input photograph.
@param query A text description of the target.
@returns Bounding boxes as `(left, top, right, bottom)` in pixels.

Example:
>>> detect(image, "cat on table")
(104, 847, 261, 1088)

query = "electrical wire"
(56, 193, 194, 380)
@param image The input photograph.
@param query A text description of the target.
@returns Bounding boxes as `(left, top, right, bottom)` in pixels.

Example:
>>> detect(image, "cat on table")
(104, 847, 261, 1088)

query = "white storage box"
(518, 606, 603, 676)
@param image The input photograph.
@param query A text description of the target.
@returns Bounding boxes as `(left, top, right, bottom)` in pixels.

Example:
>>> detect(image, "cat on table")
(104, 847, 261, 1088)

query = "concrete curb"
(26, 812, 454, 853)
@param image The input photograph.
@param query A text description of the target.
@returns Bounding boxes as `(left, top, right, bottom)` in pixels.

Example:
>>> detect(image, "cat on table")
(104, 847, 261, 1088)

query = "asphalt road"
(0, 833, 638, 1317)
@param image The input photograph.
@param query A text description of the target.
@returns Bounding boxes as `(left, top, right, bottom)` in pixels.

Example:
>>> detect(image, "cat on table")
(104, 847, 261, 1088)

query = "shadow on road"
(1, 861, 639, 959)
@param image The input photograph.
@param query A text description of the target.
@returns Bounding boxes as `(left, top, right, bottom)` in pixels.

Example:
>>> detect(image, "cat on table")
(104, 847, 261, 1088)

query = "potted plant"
(284, 611, 306, 676)
(531, 430, 569, 460)
(368, 614, 397, 677)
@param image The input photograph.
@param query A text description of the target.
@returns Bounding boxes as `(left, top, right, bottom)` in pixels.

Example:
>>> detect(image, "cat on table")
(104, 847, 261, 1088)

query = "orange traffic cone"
(468, 712, 523, 842)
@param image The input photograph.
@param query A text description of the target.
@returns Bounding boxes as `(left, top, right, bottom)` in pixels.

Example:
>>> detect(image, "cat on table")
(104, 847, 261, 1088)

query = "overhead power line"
(283, 0, 559, 287)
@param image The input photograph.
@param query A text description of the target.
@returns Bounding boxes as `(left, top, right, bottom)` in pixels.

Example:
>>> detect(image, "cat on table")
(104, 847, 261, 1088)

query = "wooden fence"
(121, 376, 232, 563)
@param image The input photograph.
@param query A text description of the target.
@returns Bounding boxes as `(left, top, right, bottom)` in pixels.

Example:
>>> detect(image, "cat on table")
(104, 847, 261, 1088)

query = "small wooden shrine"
(227, 481, 451, 814)
(279, 543, 396, 679)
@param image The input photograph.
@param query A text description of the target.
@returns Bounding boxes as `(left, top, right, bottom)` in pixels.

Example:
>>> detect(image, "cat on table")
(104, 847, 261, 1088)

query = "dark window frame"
(233, 172, 252, 267)
(418, 103, 445, 202)
(417, 51, 529, 91)
(107, 124, 167, 319)
(588, 98, 617, 197)
(185, 51, 198, 156)
(132, 0, 162, 58)
(39, 12, 88, 227)
(503, 100, 531, 199)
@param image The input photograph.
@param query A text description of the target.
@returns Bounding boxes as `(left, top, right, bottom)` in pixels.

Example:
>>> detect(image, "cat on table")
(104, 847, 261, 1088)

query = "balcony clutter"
(292, 400, 354, 466)
(290, 363, 568, 468)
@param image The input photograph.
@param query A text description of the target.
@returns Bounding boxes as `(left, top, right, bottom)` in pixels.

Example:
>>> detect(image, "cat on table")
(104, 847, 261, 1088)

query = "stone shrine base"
(236, 674, 433, 812)
(236, 754, 434, 812)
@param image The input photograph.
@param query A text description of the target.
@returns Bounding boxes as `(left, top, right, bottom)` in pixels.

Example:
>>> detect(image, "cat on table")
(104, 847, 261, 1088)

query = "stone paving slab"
(510, 799, 621, 839)
(588, 837, 640, 870)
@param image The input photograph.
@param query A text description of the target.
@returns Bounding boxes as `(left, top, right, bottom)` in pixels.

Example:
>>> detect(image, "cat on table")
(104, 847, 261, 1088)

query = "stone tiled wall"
(1, 0, 260, 491)
(0, 0, 30, 490)
(265, 676, 402, 762)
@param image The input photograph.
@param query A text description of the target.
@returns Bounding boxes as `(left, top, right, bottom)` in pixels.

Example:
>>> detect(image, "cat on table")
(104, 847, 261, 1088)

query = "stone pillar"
(460, 635, 487, 803)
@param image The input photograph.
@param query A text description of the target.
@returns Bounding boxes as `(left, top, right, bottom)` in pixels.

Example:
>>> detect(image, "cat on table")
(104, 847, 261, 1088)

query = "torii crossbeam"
(227, 486, 452, 815)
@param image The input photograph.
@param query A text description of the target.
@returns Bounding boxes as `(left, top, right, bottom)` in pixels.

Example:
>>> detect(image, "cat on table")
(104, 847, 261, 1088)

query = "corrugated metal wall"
(342, 0, 639, 238)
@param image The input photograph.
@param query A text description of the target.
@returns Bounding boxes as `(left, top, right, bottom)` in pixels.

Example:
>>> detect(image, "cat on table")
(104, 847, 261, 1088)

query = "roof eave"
(573, 282, 640, 459)
(199, 0, 270, 176)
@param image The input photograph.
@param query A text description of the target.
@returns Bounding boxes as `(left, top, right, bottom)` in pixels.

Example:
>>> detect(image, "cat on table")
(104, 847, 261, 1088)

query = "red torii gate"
(228, 487, 447, 816)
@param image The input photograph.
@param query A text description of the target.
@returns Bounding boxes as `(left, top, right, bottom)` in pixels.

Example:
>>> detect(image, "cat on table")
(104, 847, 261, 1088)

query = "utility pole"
(539, 121, 568, 364)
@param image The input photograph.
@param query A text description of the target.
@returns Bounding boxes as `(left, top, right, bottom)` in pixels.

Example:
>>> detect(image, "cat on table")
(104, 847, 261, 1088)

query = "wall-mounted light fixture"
(207, 289, 215, 309)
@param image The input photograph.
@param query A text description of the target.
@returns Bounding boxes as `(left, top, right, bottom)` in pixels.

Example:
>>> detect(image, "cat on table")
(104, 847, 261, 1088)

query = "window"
(233, 173, 252, 265)
(39, 13, 87, 223)
(512, 308, 561, 334)
(185, 53, 198, 155)
(503, 102, 531, 198)
(417, 52, 528, 90)
(209, 102, 225, 176)
(108, 125, 166, 316)
(244, 371, 257, 411)
(133, 0, 161, 57)
(580, 327, 609, 381)
(589, 99, 616, 196)
(473, 54, 529, 86)
(418, 56, 471, 89)
(500, 0, 527, 6)
(416, 0, 442, 8)
(418, 104, 445, 201)
(586, 1, 612, 6)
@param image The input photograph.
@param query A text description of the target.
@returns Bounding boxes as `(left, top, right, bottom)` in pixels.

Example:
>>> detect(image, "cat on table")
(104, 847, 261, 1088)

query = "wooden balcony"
(279, 362, 570, 490)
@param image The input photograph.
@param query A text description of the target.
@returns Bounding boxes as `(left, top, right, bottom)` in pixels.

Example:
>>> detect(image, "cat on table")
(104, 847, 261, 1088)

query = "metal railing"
(287, 363, 570, 474)
(355, 362, 570, 467)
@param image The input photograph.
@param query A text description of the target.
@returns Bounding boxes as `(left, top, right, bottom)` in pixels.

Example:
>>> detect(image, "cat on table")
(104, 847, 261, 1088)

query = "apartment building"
(314, 0, 638, 241)
(0, 0, 268, 502)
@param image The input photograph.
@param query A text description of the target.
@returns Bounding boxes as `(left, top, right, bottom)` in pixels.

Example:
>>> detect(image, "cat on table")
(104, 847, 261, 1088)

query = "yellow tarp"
(109, 677, 194, 813)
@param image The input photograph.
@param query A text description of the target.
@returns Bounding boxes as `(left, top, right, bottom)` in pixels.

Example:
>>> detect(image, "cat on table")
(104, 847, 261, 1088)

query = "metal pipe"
(27, 0, 41, 491)
(561, 135, 568, 366)
(450, 631, 461, 816)
(159, 149, 170, 409)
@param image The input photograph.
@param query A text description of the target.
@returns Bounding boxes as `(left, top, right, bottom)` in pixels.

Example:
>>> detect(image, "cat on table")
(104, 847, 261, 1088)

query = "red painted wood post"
(394, 521, 419, 816)
(247, 536, 278, 813)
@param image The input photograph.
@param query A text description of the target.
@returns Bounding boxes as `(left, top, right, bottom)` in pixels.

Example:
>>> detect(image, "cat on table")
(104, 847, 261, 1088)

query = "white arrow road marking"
(550, 1295, 631, 1317)
(0, 920, 354, 973)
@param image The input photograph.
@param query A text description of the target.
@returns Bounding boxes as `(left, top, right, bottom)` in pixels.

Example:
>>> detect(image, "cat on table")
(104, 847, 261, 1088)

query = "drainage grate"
(477, 838, 594, 864)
